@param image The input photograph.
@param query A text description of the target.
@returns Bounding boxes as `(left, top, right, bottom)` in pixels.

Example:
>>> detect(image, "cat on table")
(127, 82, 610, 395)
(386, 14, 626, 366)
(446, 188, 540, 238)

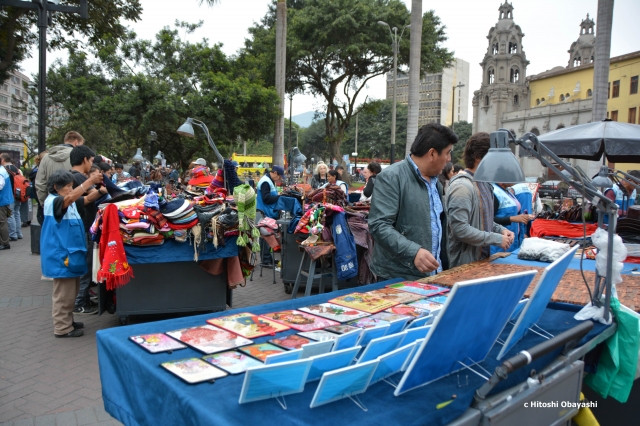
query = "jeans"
(0, 205, 10, 246)
(74, 232, 94, 308)
(8, 199, 22, 239)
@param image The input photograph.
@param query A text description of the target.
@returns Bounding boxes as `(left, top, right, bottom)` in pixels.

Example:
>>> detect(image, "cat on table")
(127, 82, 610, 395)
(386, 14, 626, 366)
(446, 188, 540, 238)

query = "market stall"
(96, 273, 614, 426)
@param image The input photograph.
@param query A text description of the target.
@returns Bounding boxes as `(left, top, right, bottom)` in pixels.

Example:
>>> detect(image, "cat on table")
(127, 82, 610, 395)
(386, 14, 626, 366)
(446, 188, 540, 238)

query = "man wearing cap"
(194, 158, 207, 167)
(256, 166, 284, 264)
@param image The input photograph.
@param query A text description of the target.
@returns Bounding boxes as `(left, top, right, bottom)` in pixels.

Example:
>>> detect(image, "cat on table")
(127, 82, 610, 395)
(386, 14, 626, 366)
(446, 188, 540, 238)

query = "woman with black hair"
(360, 161, 381, 202)
(438, 162, 455, 194)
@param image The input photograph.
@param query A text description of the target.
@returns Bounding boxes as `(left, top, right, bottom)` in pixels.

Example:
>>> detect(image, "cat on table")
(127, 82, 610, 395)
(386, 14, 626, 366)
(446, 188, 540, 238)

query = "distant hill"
(291, 111, 324, 128)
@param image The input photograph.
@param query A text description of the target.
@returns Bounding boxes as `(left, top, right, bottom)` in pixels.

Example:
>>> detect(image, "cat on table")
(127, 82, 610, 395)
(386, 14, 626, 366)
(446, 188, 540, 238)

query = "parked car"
(538, 180, 567, 198)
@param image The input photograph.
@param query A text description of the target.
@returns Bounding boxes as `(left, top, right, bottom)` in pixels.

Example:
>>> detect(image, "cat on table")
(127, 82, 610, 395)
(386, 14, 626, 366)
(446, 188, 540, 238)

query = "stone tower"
(567, 14, 596, 68)
(472, 1, 530, 134)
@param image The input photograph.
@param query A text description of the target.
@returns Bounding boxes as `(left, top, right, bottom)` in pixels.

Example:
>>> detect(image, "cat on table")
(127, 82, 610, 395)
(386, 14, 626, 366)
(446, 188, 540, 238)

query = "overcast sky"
(20, 0, 640, 122)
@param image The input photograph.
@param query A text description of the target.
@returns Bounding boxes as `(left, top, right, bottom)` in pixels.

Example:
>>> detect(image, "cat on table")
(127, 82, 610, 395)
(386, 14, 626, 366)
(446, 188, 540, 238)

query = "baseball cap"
(272, 165, 285, 176)
(194, 158, 207, 166)
(231, 160, 239, 167)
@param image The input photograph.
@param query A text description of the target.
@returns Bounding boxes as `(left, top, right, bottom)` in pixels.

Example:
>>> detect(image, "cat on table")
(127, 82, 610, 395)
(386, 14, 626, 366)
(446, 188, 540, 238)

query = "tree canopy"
(243, 0, 453, 165)
(451, 120, 472, 165)
(43, 21, 280, 168)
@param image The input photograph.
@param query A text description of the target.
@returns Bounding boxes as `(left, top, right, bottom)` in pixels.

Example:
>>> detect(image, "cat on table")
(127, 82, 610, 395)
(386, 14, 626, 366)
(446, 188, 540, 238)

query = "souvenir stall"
(278, 184, 373, 293)
(94, 165, 260, 324)
(95, 249, 622, 426)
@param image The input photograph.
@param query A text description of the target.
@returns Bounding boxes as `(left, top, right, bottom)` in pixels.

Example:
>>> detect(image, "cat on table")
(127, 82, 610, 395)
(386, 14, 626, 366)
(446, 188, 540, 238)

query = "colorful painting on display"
(202, 350, 263, 375)
(328, 292, 398, 313)
(165, 325, 253, 355)
(239, 343, 288, 362)
(363, 288, 424, 304)
(385, 304, 432, 318)
(261, 310, 339, 332)
(345, 316, 390, 329)
(298, 303, 370, 323)
(427, 295, 449, 304)
(386, 281, 450, 297)
(161, 358, 228, 384)
(129, 333, 186, 354)
(323, 324, 361, 335)
(269, 334, 312, 350)
(367, 311, 413, 323)
(207, 313, 290, 338)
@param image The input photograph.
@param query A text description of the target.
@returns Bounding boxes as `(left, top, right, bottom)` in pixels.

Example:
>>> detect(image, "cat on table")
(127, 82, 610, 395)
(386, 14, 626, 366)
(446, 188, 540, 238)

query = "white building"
(0, 70, 34, 161)
(387, 58, 470, 127)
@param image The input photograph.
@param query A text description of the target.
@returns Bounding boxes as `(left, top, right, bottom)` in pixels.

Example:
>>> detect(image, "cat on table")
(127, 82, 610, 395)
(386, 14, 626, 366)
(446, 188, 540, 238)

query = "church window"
(530, 127, 540, 136)
(513, 95, 519, 105)
(541, 98, 545, 103)
(587, 88, 593, 97)
(510, 68, 520, 83)
(536, 99, 540, 105)
(509, 42, 517, 54)
(488, 69, 495, 84)
(565, 93, 570, 99)
(573, 57, 581, 67)
(485, 96, 490, 106)
(492, 43, 498, 55)
(556, 124, 565, 130)
(590, 56, 594, 62)
(560, 94, 565, 101)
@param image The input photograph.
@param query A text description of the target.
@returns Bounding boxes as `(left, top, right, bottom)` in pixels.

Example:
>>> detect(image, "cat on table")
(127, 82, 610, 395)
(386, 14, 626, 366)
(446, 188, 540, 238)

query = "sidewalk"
(0, 225, 290, 425)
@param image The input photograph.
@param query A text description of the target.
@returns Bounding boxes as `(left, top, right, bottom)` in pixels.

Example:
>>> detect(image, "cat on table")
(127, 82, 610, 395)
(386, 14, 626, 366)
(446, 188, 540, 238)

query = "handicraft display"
(324, 324, 361, 335)
(385, 304, 431, 318)
(363, 288, 424, 304)
(298, 303, 370, 323)
(386, 281, 450, 297)
(408, 299, 444, 313)
(207, 313, 290, 338)
(161, 358, 228, 384)
(328, 292, 398, 313)
(261, 310, 339, 332)
(269, 334, 312, 350)
(202, 350, 263, 375)
(238, 343, 288, 362)
(165, 325, 252, 354)
(129, 333, 187, 354)
(297, 330, 339, 342)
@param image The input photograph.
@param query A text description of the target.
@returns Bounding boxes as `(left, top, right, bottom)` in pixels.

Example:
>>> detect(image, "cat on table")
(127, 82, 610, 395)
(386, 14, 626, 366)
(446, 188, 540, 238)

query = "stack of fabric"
(188, 166, 214, 193)
(117, 192, 166, 246)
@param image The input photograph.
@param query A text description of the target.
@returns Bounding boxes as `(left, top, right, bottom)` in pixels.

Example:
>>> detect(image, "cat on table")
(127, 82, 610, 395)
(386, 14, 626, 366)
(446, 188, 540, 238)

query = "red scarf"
(97, 204, 134, 290)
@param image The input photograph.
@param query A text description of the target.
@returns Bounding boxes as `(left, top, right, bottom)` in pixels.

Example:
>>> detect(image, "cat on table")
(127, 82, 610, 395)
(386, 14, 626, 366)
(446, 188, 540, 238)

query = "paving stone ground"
(0, 225, 291, 425)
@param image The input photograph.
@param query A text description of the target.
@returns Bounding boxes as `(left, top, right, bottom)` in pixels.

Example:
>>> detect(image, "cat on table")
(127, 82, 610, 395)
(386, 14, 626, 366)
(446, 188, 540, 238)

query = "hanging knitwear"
(530, 219, 598, 238)
(97, 204, 134, 290)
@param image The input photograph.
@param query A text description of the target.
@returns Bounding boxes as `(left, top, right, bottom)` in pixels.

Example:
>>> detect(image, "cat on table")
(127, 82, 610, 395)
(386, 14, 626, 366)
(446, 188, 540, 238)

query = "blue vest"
(41, 194, 87, 278)
(491, 184, 520, 255)
(512, 183, 533, 247)
(256, 175, 279, 219)
(0, 166, 13, 207)
(611, 184, 636, 215)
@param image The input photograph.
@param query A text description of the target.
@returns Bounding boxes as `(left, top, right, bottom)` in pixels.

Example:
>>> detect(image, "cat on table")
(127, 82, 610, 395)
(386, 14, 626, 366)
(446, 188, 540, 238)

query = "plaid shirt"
(407, 155, 443, 274)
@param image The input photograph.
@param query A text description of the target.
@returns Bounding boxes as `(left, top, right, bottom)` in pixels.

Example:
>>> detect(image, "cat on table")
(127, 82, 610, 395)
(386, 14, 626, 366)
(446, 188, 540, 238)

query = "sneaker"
(73, 305, 98, 315)
(41, 275, 53, 281)
(72, 321, 84, 329)
(55, 329, 84, 338)
(88, 287, 98, 298)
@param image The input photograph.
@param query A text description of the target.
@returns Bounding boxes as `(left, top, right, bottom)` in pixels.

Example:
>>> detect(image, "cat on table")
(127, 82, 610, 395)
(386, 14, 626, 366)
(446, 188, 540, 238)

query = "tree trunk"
(405, 0, 422, 156)
(273, 0, 287, 167)
(592, 0, 614, 122)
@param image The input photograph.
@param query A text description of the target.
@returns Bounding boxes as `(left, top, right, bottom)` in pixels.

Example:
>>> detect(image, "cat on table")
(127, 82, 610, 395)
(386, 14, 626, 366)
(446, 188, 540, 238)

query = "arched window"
(560, 94, 565, 101)
(556, 124, 565, 130)
(530, 127, 540, 136)
(536, 98, 540, 105)
(492, 43, 499, 55)
(590, 56, 594, 62)
(513, 95, 519, 105)
(574, 57, 581, 67)
(510, 68, 520, 83)
(587, 88, 593, 97)
(541, 97, 545, 103)
(509, 42, 518, 54)
(565, 93, 570, 99)
(488, 69, 495, 84)
(485, 95, 490, 106)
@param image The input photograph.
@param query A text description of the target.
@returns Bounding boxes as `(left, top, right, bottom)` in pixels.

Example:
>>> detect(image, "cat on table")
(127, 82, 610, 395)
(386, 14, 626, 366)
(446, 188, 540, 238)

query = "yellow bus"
(232, 153, 286, 178)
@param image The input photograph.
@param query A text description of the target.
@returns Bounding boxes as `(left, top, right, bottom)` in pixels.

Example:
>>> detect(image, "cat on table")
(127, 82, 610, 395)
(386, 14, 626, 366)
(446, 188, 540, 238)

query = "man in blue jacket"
(0, 158, 13, 250)
(369, 123, 458, 281)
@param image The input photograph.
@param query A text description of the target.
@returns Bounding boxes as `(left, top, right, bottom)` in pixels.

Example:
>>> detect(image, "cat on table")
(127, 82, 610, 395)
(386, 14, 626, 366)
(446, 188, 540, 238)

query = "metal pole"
(289, 95, 293, 183)
(451, 85, 456, 129)
(391, 27, 398, 164)
(355, 113, 358, 176)
(37, 4, 48, 154)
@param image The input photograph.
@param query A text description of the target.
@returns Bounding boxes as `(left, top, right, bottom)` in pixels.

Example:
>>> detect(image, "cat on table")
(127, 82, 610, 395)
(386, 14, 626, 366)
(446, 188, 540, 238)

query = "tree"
(244, 0, 453, 167)
(43, 22, 280, 168)
(451, 120, 472, 165)
(0, 0, 143, 84)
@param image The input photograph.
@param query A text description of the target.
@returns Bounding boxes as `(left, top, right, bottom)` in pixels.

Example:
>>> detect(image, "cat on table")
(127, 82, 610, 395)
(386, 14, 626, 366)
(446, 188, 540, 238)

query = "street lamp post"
(378, 21, 409, 164)
(0, 0, 88, 153)
(451, 82, 465, 132)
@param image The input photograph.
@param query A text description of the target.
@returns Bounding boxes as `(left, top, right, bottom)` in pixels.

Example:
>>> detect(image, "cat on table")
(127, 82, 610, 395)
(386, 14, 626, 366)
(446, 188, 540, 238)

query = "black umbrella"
(536, 119, 640, 162)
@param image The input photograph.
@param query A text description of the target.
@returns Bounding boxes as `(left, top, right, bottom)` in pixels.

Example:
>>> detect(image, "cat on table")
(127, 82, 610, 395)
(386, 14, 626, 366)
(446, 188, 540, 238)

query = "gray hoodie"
(35, 144, 73, 205)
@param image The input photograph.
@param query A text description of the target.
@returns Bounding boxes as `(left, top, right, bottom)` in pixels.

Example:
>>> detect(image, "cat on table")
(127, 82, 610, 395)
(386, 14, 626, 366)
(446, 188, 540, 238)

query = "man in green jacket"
(369, 123, 458, 281)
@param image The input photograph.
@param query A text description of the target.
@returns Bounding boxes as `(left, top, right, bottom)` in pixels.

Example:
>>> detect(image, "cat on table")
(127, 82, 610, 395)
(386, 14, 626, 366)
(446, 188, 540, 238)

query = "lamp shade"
(473, 131, 525, 183)
(132, 148, 144, 162)
(591, 165, 613, 189)
(154, 151, 164, 161)
(177, 118, 195, 137)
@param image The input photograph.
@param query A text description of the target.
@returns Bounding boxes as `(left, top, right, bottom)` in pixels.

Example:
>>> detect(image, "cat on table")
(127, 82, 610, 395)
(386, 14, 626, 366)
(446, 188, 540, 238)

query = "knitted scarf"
(234, 184, 260, 252)
(97, 204, 134, 290)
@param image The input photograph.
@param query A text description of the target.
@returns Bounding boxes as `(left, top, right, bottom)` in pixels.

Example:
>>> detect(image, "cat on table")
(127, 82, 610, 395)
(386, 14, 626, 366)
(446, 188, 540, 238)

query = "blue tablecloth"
(97, 279, 610, 426)
(124, 237, 239, 265)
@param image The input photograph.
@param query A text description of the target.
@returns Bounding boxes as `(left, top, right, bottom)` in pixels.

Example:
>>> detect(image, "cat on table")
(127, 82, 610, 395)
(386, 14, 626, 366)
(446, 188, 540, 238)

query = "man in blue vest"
(604, 177, 637, 217)
(256, 166, 284, 264)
